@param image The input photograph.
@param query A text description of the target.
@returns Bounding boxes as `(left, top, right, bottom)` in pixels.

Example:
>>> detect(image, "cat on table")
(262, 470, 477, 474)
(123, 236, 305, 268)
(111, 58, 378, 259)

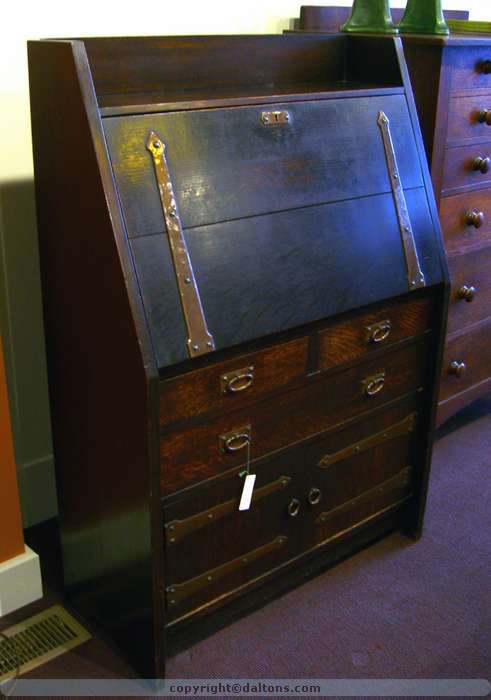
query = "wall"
(1, 0, 490, 526)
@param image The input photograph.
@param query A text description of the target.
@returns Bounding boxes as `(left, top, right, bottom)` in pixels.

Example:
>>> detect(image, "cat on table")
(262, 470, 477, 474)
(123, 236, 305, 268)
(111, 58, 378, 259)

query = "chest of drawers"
(402, 35, 491, 424)
(28, 34, 447, 677)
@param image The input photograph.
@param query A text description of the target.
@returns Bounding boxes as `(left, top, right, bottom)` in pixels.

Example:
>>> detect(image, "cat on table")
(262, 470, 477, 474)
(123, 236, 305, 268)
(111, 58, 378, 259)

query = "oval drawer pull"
(479, 60, 491, 75)
(449, 361, 467, 378)
(362, 371, 386, 398)
(472, 156, 490, 174)
(478, 109, 491, 126)
(220, 366, 254, 395)
(366, 319, 391, 344)
(307, 487, 322, 506)
(466, 210, 485, 229)
(219, 426, 251, 454)
(458, 285, 477, 303)
(287, 498, 300, 518)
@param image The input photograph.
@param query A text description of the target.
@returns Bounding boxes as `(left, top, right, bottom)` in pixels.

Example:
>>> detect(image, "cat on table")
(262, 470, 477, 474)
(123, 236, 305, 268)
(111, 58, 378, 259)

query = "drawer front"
(450, 48, 491, 92)
(318, 294, 433, 371)
(163, 395, 418, 622)
(160, 340, 430, 494)
(447, 247, 491, 335)
(442, 144, 491, 193)
(439, 188, 491, 255)
(160, 337, 309, 428)
(447, 94, 491, 145)
(440, 320, 491, 401)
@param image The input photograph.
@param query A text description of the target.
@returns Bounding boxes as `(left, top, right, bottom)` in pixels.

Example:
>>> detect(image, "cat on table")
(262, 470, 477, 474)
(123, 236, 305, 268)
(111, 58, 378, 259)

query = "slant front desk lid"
(103, 46, 445, 371)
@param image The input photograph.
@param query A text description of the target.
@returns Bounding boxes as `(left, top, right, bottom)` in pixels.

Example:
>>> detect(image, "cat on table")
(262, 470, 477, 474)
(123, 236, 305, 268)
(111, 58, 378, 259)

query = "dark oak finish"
(27, 41, 164, 677)
(287, 9, 491, 424)
(28, 34, 447, 677)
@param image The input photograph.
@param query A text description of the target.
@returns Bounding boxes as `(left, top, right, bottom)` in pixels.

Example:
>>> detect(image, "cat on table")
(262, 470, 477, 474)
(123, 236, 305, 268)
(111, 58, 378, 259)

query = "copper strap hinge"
(315, 466, 413, 526)
(318, 412, 417, 469)
(166, 535, 288, 606)
(377, 111, 426, 291)
(146, 131, 215, 358)
(165, 475, 292, 546)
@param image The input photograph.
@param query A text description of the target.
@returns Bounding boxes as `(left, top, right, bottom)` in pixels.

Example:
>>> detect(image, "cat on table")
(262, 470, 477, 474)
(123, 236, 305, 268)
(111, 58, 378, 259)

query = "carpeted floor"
(3, 396, 490, 689)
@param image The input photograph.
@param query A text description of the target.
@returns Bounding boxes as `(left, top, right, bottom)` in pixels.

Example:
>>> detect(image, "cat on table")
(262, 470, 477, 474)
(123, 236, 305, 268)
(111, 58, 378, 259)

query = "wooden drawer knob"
(449, 361, 467, 378)
(458, 285, 477, 302)
(472, 156, 490, 174)
(466, 210, 485, 228)
(480, 60, 491, 74)
(478, 109, 491, 126)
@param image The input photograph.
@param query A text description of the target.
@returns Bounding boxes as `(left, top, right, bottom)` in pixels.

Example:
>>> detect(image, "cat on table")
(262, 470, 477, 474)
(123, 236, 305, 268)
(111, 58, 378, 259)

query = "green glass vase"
(399, 0, 450, 35)
(340, 0, 398, 34)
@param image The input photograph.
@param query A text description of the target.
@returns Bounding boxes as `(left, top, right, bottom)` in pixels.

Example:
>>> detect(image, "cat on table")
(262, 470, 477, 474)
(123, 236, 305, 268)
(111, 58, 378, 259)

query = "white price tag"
(239, 474, 256, 511)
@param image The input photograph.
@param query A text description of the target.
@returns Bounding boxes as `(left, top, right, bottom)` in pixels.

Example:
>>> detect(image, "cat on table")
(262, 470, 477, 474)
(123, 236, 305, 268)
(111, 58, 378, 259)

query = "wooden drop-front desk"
(28, 34, 448, 676)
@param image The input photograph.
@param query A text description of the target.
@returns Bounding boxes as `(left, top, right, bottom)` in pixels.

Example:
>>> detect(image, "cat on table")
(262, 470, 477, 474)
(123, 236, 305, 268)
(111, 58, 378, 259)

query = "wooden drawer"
(160, 294, 434, 428)
(318, 294, 433, 371)
(439, 188, 491, 255)
(442, 143, 491, 193)
(160, 337, 309, 428)
(450, 49, 491, 92)
(447, 94, 491, 145)
(440, 319, 491, 402)
(447, 247, 491, 335)
(160, 339, 430, 495)
(163, 395, 418, 622)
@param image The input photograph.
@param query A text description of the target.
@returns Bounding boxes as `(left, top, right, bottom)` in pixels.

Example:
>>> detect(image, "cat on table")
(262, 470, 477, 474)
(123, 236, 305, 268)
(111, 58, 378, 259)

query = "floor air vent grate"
(0, 605, 91, 681)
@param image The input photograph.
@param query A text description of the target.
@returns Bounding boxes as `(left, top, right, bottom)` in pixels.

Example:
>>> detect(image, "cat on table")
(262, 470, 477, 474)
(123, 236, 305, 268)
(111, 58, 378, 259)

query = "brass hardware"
(377, 112, 426, 290)
(146, 132, 215, 358)
(449, 360, 467, 378)
(307, 487, 322, 506)
(366, 319, 392, 344)
(480, 60, 491, 74)
(478, 109, 491, 126)
(362, 371, 386, 398)
(166, 535, 288, 605)
(318, 412, 417, 469)
(466, 210, 485, 229)
(287, 498, 301, 518)
(315, 467, 412, 526)
(165, 476, 291, 545)
(261, 111, 291, 126)
(220, 426, 251, 454)
(220, 367, 254, 395)
(472, 156, 491, 174)
(458, 285, 477, 302)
